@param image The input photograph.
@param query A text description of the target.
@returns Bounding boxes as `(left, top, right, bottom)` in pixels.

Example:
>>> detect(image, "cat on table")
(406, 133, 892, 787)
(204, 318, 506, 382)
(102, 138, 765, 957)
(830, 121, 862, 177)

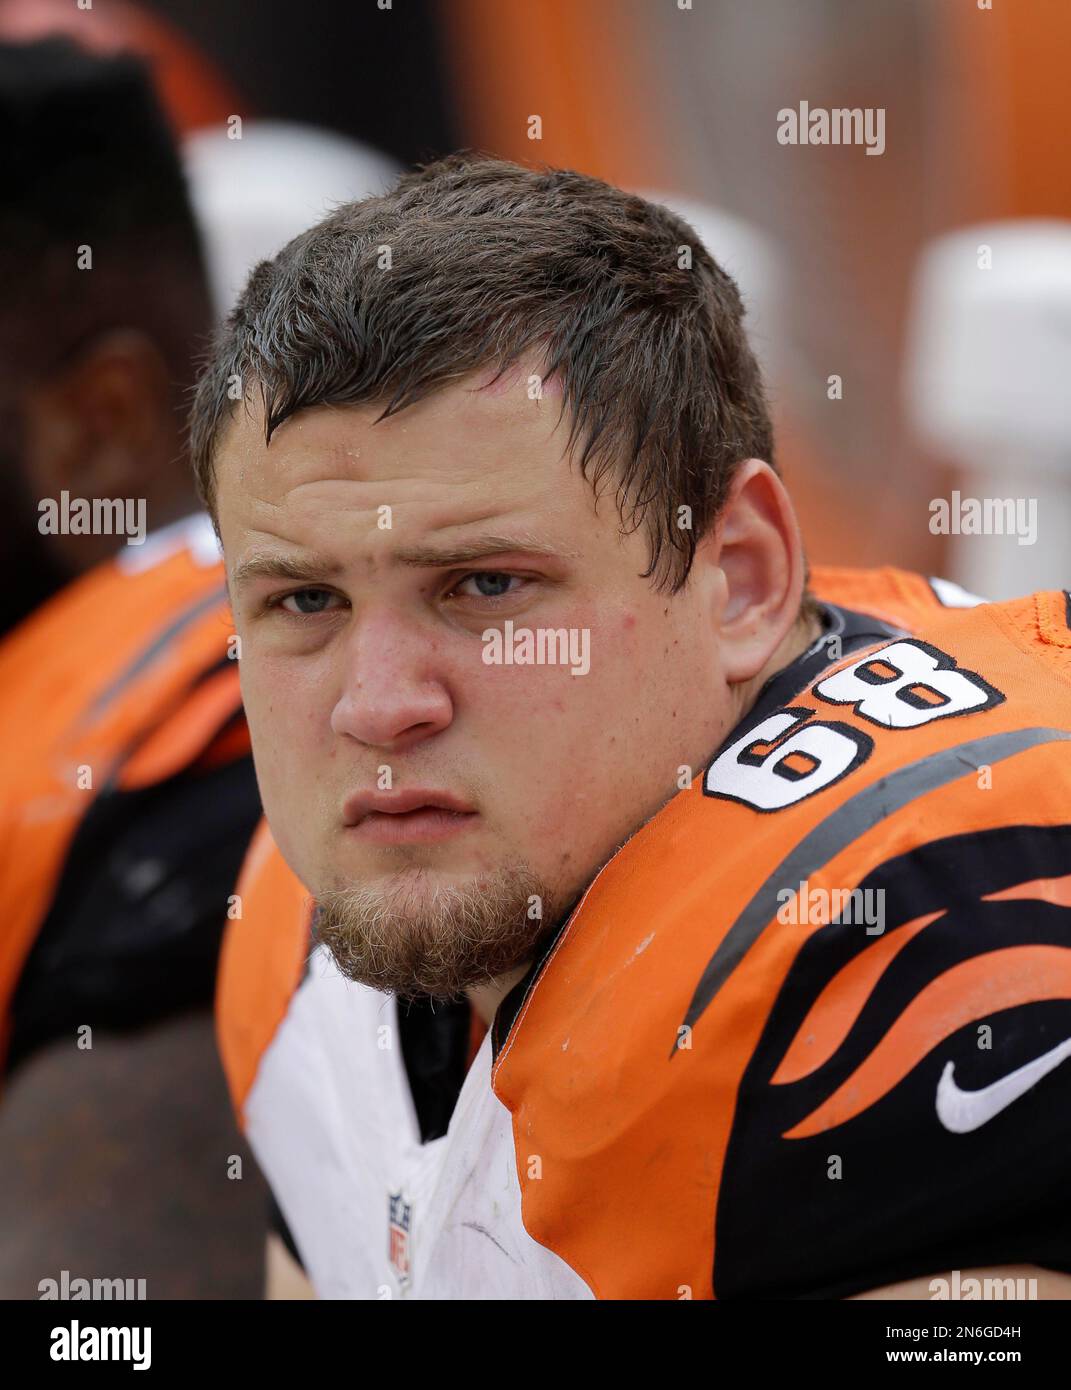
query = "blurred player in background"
(199, 155, 1071, 1299)
(0, 39, 262, 1295)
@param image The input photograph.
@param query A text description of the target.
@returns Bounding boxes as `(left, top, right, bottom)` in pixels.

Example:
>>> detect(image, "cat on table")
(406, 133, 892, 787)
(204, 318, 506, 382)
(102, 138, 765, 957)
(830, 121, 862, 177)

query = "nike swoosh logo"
(936, 1037, 1071, 1134)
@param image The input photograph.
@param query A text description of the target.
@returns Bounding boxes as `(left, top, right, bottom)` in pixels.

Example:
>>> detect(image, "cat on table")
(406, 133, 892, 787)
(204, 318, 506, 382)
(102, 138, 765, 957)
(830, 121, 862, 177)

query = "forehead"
(213, 363, 573, 523)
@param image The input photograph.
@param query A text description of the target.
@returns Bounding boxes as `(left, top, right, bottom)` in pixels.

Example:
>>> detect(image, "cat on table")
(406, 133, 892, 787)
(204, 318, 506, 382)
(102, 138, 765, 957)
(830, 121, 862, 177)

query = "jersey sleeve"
(7, 751, 262, 1071)
(714, 819, 1071, 1298)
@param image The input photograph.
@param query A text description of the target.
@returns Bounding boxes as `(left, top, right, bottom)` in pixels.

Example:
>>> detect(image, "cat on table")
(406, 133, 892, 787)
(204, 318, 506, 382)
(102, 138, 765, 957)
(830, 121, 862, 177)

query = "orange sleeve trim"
(116, 665, 245, 790)
(215, 823, 313, 1123)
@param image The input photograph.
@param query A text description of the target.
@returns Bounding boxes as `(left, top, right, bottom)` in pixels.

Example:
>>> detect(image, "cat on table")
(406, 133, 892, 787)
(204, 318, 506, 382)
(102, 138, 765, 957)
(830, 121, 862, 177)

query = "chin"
(322, 858, 481, 898)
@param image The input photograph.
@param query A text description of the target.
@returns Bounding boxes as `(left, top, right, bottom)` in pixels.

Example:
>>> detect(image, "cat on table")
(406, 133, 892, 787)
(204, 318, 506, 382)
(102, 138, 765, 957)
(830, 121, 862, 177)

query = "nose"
(329, 605, 453, 752)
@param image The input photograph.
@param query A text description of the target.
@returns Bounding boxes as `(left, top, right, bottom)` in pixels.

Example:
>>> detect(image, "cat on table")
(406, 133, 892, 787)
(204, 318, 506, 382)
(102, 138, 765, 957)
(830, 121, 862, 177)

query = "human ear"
(710, 458, 808, 684)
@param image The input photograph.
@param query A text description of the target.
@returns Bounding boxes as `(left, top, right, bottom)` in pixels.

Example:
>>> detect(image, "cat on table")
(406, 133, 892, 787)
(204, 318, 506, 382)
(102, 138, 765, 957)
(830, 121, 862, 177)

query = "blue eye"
(464, 572, 516, 598)
(280, 588, 340, 615)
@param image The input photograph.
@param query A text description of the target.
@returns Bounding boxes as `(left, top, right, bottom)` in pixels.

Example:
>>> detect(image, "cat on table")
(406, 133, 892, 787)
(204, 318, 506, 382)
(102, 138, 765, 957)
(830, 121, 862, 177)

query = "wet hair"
(190, 151, 778, 593)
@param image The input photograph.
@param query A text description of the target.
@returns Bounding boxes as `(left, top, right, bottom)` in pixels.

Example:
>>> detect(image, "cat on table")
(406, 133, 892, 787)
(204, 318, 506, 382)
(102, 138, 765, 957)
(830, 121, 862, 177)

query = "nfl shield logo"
(388, 1191, 412, 1290)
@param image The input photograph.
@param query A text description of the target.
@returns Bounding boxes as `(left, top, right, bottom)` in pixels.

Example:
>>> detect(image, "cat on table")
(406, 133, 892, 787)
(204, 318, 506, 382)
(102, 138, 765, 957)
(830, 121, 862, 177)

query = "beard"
(313, 861, 560, 1001)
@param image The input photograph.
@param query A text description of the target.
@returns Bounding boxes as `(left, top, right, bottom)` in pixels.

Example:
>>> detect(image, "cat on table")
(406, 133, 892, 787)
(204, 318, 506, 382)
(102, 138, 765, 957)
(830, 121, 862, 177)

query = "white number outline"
(704, 705, 874, 814)
(813, 638, 1004, 730)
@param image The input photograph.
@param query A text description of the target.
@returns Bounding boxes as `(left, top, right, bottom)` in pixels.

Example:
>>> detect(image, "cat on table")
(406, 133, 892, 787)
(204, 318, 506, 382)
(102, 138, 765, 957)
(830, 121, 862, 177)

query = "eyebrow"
(230, 532, 578, 591)
(392, 533, 580, 567)
(230, 550, 344, 590)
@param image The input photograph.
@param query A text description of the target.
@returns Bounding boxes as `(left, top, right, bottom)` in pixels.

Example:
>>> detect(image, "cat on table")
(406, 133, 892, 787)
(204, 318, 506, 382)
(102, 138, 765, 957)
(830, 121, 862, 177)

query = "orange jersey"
(0, 514, 261, 1073)
(217, 568, 1071, 1298)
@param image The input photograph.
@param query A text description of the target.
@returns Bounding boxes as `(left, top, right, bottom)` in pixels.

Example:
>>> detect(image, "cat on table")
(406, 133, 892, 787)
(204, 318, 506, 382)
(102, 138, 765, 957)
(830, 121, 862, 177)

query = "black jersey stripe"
(673, 726, 1071, 1053)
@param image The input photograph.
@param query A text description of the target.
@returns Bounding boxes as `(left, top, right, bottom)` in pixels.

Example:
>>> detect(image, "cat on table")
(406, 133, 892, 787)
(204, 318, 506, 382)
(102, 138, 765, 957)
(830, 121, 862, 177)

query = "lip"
(342, 788, 479, 845)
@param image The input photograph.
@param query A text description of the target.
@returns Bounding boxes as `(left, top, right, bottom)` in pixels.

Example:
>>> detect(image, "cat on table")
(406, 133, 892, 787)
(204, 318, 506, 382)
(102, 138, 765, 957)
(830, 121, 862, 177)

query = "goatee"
(313, 862, 557, 1000)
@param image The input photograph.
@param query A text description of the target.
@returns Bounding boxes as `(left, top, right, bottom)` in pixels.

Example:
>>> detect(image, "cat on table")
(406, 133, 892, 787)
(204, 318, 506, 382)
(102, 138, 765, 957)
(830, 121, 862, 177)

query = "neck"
(465, 965, 530, 1028)
(728, 602, 825, 729)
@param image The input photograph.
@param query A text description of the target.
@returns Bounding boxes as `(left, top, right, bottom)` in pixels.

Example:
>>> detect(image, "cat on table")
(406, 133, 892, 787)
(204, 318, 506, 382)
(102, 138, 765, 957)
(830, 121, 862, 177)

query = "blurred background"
(5, 0, 1063, 584)
(0, 0, 1068, 1298)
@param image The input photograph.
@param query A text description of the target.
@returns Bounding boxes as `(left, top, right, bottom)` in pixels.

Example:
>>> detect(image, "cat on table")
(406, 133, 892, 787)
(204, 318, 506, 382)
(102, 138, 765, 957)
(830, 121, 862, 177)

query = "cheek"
(461, 614, 628, 775)
(239, 647, 333, 773)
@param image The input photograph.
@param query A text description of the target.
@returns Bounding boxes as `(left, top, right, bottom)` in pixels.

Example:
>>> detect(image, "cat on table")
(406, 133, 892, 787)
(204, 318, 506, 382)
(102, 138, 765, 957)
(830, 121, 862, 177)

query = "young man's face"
(214, 364, 740, 996)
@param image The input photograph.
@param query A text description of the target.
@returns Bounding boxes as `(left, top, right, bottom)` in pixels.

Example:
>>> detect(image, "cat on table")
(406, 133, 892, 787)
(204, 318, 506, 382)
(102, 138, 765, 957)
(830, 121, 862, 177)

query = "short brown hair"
(188, 152, 776, 594)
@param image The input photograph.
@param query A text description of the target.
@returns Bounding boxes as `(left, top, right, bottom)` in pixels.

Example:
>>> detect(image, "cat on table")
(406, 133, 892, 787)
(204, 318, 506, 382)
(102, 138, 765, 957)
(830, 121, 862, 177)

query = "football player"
(195, 154, 1071, 1299)
(0, 36, 260, 1075)
(0, 42, 263, 1296)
